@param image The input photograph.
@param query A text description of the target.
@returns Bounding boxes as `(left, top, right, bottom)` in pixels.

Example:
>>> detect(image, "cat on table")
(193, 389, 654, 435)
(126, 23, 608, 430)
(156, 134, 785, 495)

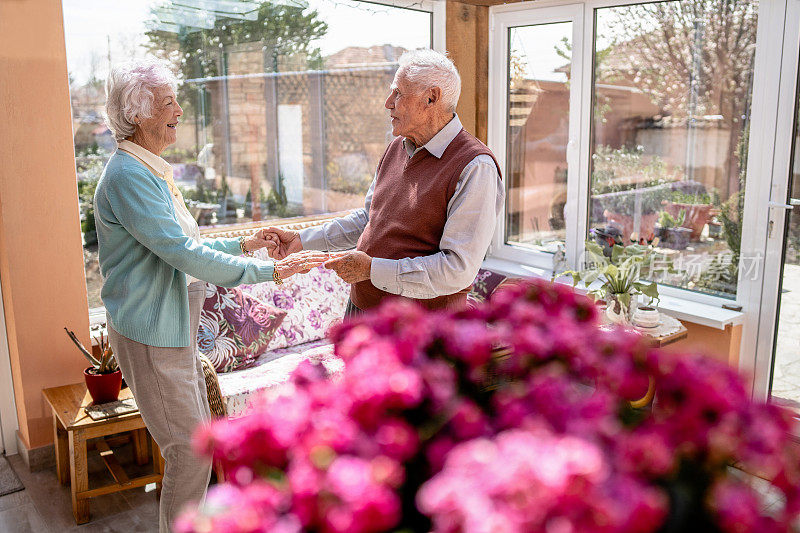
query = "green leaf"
(616, 292, 631, 308)
(584, 271, 600, 285)
(585, 241, 606, 257)
(635, 281, 659, 300)
(611, 244, 625, 264)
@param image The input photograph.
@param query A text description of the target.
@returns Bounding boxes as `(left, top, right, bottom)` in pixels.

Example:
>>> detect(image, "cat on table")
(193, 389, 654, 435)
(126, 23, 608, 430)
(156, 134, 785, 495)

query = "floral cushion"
(217, 339, 343, 418)
(468, 268, 508, 304)
(241, 255, 350, 350)
(198, 284, 287, 373)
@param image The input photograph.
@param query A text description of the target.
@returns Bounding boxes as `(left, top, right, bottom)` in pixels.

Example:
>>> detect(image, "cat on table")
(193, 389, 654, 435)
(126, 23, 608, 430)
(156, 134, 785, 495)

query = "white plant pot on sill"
(632, 306, 660, 328)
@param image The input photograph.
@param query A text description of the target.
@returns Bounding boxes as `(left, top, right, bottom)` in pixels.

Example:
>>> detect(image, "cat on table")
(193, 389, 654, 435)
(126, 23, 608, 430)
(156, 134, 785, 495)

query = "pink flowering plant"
(176, 279, 800, 533)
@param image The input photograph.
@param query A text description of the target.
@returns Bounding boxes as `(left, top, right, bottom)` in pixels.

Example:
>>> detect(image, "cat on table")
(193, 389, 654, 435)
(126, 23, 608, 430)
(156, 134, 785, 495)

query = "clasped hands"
(246, 226, 372, 284)
(239, 229, 329, 280)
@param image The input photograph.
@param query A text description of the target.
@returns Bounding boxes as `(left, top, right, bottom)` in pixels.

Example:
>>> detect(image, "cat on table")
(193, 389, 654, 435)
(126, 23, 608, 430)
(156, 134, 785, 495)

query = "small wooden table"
(42, 383, 164, 524)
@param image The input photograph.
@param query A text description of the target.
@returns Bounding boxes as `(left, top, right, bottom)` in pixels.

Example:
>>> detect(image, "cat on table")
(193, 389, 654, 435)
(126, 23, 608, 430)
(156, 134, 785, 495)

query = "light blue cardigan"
(94, 151, 275, 347)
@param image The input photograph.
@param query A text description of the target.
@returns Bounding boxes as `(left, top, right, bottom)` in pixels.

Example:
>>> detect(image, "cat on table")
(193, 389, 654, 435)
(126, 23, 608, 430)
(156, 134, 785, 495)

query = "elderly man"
(267, 49, 503, 313)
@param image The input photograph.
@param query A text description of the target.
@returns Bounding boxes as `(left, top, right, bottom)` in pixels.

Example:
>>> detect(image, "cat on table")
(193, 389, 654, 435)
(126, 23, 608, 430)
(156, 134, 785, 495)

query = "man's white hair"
(104, 59, 178, 141)
(396, 49, 461, 113)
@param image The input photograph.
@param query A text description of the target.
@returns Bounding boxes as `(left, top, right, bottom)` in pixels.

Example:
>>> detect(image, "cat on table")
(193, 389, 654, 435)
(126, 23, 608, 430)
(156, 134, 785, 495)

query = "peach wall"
(0, 0, 91, 450)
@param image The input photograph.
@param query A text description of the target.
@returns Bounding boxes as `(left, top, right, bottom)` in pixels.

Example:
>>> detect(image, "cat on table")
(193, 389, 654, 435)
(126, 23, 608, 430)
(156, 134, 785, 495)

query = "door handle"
(768, 200, 795, 210)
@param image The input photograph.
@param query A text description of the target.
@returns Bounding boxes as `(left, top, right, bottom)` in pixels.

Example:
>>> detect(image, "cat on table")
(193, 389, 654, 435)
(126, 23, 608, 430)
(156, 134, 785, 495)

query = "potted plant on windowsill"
(557, 236, 659, 324)
(663, 190, 713, 240)
(64, 326, 122, 404)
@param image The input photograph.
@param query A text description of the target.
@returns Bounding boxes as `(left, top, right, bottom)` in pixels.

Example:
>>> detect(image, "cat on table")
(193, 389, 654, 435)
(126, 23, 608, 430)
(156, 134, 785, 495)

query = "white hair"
(396, 49, 461, 113)
(104, 59, 178, 141)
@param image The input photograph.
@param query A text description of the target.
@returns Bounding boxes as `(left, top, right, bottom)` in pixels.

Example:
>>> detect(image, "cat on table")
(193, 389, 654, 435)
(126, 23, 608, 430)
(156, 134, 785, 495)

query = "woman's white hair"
(397, 49, 461, 112)
(104, 59, 178, 141)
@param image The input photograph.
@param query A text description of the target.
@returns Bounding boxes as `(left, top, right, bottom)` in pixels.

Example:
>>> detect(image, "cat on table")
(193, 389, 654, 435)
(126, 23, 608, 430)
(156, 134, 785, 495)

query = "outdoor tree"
(145, 1, 328, 112)
(598, 0, 758, 197)
(144, 1, 329, 220)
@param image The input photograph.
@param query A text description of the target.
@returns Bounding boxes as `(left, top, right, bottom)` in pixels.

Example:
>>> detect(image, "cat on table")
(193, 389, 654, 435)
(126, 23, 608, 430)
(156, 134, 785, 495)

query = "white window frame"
(488, 3, 585, 271)
(744, 0, 800, 402)
(488, 0, 784, 324)
(336, 0, 445, 52)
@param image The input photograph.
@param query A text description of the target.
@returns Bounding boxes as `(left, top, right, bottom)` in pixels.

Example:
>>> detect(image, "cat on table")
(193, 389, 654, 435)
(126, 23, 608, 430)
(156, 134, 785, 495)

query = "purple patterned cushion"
(198, 284, 287, 373)
(469, 268, 508, 304)
(241, 257, 350, 350)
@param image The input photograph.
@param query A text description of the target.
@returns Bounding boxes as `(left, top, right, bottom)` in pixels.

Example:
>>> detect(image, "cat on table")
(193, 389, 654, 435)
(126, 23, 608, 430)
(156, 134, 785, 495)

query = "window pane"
(64, 0, 432, 309)
(769, 53, 800, 410)
(505, 22, 572, 254)
(589, 1, 758, 298)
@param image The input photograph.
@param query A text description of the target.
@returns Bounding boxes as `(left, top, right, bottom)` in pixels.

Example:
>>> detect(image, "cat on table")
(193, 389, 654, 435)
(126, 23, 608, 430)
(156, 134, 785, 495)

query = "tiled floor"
(771, 264, 800, 409)
(0, 442, 160, 533)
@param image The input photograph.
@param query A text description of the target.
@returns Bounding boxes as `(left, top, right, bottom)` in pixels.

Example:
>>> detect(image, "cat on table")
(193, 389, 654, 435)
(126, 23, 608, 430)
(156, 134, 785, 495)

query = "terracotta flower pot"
(84, 367, 123, 404)
(664, 202, 712, 240)
(603, 210, 658, 243)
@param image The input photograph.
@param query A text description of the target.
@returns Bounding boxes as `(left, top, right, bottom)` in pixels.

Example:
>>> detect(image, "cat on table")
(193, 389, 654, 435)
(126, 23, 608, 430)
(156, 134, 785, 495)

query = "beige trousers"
(108, 281, 211, 533)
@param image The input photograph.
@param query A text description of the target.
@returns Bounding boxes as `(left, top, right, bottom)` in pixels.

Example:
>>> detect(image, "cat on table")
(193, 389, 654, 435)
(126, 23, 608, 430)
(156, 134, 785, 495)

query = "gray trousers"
(108, 281, 211, 533)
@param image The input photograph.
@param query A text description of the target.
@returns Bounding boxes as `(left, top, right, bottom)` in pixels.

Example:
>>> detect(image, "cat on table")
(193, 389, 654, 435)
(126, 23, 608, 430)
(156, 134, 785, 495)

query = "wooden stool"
(43, 383, 164, 524)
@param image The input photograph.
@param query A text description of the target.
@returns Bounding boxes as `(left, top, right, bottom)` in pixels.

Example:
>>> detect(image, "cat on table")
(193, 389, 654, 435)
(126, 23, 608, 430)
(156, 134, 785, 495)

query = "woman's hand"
(242, 228, 280, 254)
(275, 250, 329, 280)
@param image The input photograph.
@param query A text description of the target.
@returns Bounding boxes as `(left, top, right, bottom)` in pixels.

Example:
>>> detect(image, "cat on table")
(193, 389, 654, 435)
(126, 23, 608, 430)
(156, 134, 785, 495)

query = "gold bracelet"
(239, 236, 254, 257)
(273, 263, 283, 285)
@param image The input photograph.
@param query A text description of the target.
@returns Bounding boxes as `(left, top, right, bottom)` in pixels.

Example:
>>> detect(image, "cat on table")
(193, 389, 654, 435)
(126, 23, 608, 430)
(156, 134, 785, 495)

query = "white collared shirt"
(117, 140, 202, 285)
(299, 114, 504, 299)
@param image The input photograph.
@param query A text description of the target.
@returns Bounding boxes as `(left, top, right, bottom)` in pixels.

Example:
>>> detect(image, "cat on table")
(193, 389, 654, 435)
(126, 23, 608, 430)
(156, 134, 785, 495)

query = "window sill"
(480, 257, 745, 330)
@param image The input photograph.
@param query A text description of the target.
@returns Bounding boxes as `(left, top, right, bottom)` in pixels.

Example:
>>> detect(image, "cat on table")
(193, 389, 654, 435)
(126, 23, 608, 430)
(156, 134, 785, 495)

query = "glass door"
(753, 0, 800, 411)
(489, 4, 584, 270)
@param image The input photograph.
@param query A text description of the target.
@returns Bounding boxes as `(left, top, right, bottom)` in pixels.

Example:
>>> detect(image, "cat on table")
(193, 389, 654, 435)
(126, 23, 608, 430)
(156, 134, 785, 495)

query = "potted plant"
(657, 210, 691, 250)
(558, 238, 659, 324)
(590, 146, 677, 243)
(707, 212, 723, 239)
(664, 190, 713, 240)
(65, 326, 122, 404)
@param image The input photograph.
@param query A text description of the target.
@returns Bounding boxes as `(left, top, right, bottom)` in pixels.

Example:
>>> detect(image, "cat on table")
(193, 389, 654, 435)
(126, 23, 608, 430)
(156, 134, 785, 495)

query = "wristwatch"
(272, 263, 283, 285)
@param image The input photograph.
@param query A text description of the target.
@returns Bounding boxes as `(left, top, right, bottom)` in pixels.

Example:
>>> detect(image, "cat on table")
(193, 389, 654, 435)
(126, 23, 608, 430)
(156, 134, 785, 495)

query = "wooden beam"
(445, 0, 492, 143)
(95, 437, 131, 486)
(79, 474, 162, 500)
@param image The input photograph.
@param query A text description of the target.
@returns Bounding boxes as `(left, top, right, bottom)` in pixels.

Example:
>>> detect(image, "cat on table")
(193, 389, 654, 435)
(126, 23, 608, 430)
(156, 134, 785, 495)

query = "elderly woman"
(94, 59, 326, 532)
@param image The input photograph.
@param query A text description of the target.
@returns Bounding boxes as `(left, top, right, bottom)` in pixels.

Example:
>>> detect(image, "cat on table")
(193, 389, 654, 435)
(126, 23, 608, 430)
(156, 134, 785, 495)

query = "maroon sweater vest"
(351, 129, 501, 311)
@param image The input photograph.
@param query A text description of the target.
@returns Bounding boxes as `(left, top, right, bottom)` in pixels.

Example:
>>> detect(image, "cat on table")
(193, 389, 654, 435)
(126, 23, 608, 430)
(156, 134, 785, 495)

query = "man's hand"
(259, 226, 303, 260)
(275, 250, 329, 280)
(324, 251, 372, 284)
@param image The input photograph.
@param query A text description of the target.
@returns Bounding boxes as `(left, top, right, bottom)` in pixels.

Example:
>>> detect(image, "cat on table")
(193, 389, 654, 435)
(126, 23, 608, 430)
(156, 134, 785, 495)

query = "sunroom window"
(63, 0, 435, 311)
(588, 1, 757, 300)
(490, 0, 759, 303)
